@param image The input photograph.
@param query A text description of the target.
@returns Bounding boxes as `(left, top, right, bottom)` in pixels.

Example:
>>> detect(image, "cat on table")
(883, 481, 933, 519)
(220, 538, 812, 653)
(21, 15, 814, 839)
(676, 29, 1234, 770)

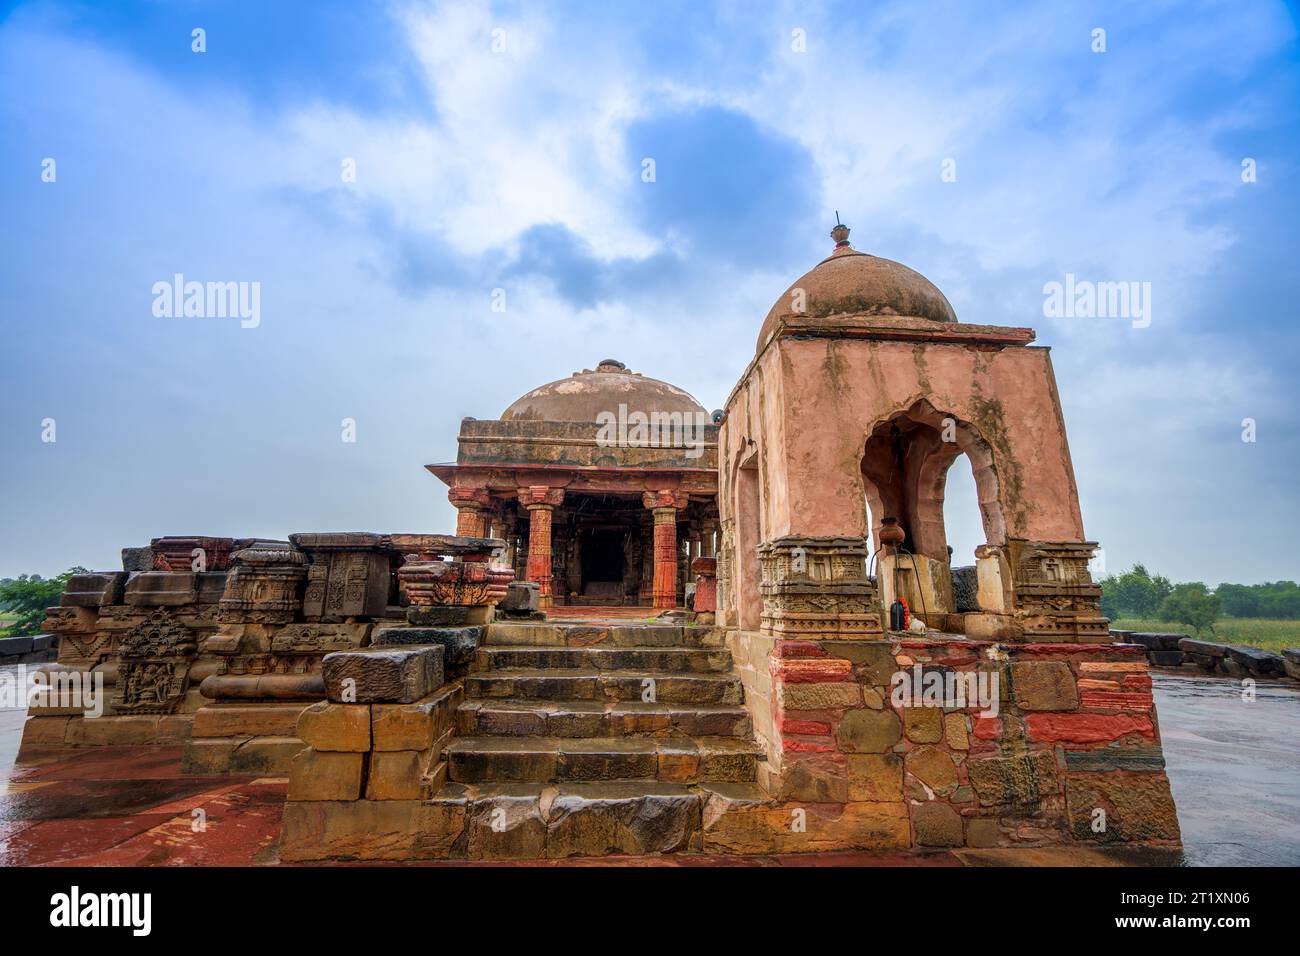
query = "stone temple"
(20, 223, 1181, 860)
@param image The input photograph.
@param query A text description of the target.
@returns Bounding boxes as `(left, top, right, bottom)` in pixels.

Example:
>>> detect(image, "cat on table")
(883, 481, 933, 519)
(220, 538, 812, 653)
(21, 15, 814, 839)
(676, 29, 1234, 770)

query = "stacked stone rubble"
(19, 532, 507, 774)
(281, 645, 466, 861)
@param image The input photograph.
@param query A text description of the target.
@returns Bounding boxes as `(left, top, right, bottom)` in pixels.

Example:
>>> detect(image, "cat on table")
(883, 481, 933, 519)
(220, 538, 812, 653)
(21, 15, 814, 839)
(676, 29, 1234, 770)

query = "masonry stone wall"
(714, 629, 1180, 852)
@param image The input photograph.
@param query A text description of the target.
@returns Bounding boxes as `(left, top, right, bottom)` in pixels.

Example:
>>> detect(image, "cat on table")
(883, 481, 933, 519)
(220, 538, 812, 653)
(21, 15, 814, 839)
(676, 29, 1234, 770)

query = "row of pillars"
(449, 485, 711, 610)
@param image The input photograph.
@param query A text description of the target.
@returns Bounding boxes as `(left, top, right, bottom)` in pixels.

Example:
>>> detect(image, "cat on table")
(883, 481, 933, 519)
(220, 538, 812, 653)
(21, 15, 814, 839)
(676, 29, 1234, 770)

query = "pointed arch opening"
(859, 400, 1005, 625)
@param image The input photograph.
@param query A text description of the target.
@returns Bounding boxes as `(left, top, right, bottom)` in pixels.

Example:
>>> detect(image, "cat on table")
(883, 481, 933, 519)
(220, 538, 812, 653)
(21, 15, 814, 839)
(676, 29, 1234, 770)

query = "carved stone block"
(218, 547, 307, 624)
(151, 536, 239, 573)
(110, 609, 198, 715)
(397, 560, 513, 610)
(322, 646, 445, 704)
(758, 536, 883, 638)
(291, 533, 393, 622)
(1005, 540, 1109, 642)
(269, 623, 371, 656)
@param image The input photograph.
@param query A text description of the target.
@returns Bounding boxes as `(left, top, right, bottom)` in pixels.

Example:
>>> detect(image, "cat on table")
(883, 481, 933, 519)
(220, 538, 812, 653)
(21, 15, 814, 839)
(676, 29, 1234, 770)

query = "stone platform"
(278, 620, 1183, 861)
(0, 746, 1177, 867)
(6, 664, 1296, 865)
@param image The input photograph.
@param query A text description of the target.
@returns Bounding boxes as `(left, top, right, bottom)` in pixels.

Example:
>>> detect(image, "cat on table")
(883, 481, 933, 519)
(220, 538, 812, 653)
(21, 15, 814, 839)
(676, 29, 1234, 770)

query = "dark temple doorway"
(580, 527, 626, 601)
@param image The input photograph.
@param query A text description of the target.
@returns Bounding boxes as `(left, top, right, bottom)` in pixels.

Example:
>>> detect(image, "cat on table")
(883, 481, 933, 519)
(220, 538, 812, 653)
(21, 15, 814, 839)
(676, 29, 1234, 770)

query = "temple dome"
(500, 359, 707, 423)
(757, 223, 957, 353)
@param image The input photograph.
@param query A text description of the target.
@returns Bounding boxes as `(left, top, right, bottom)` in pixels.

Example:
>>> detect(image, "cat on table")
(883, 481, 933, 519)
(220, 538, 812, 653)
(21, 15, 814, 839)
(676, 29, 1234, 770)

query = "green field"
(1112, 617, 1300, 653)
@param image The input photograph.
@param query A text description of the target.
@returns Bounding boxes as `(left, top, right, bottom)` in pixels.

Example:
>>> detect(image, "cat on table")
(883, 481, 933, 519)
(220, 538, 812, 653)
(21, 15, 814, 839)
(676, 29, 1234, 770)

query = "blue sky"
(1, 0, 1297, 585)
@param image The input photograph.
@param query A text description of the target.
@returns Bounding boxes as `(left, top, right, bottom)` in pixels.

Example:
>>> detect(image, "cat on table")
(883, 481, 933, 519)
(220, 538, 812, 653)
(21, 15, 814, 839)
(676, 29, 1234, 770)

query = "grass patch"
(1112, 617, 1300, 653)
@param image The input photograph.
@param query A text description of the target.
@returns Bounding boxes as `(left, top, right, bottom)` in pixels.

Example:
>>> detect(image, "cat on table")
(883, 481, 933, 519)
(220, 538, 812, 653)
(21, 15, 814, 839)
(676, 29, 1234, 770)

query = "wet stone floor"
(0, 663, 1296, 866)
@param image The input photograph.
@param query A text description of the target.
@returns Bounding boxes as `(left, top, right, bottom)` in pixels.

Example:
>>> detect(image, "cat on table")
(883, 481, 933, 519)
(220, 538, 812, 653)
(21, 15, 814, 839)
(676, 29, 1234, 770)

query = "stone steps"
(485, 622, 713, 648)
(439, 618, 766, 857)
(422, 780, 769, 858)
(477, 645, 734, 673)
(464, 669, 743, 704)
(457, 698, 753, 738)
(445, 735, 762, 785)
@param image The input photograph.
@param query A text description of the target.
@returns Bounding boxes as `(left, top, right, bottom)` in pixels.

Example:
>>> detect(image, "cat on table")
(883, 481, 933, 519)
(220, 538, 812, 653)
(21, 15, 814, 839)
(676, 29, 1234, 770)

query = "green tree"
(0, 568, 87, 637)
(1215, 583, 1259, 618)
(1159, 582, 1220, 634)
(1101, 563, 1172, 618)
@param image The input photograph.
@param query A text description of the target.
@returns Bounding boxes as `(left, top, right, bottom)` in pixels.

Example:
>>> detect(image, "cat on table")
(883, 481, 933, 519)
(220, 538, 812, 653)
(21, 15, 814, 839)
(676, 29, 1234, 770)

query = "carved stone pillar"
(700, 518, 718, 558)
(449, 486, 491, 538)
(520, 486, 565, 608)
(638, 516, 655, 605)
(692, 555, 717, 622)
(643, 491, 687, 609)
(500, 510, 518, 569)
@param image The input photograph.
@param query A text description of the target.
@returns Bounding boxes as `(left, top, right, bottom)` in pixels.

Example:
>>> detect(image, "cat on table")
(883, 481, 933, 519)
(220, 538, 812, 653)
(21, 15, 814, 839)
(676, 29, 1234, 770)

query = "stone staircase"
(428, 620, 767, 857)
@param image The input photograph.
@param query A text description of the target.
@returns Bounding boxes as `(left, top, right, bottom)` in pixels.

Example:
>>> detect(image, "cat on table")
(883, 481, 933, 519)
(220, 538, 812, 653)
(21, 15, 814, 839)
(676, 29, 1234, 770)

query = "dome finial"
(830, 211, 851, 250)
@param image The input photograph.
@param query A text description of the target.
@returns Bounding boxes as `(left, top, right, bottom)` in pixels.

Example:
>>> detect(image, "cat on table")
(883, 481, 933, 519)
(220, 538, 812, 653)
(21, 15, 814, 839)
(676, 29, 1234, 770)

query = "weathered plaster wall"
(765, 338, 1085, 543)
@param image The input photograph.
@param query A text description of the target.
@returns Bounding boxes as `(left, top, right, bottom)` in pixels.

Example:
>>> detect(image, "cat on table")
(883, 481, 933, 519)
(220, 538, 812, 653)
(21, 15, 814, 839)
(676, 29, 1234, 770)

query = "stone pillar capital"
(448, 486, 491, 510)
(519, 486, 565, 510)
(642, 489, 688, 512)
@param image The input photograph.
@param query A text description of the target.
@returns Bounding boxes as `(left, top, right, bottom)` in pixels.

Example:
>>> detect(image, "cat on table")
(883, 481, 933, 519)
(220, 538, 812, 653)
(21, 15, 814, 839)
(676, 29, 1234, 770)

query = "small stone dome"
(501, 360, 707, 423)
(757, 223, 956, 353)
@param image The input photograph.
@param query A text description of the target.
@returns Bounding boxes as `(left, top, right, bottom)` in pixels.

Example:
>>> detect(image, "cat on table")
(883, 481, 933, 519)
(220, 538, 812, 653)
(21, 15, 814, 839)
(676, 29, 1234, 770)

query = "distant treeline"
(1098, 563, 1300, 633)
(1212, 581, 1300, 619)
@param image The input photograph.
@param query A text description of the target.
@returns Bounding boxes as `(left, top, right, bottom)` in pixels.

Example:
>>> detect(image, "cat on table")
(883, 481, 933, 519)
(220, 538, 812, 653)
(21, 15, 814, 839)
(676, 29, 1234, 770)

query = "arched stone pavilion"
(426, 360, 720, 610)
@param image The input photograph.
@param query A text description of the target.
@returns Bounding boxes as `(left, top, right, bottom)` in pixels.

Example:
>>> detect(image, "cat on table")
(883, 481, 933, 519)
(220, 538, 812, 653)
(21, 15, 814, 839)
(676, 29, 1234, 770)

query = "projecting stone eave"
(426, 462, 719, 502)
(426, 461, 719, 482)
(729, 315, 1038, 411)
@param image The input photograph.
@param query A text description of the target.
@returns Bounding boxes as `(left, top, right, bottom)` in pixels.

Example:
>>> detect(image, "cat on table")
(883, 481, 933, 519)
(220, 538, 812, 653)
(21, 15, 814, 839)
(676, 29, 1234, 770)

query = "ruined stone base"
(278, 623, 1181, 862)
(16, 670, 210, 759)
(181, 702, 315, 774)
(18, 713, 193, 757)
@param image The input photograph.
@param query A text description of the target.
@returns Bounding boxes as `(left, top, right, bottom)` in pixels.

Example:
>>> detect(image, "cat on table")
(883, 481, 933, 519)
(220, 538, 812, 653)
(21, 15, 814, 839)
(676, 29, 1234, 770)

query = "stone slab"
(500, 581, 541, 614)
(372, 626, 483, 667)
(191, 702, 310, 738)
(1127, 632, 1188, 652)
(121, 547, 154, 572)
(124, 571, 207, 606)
(1147, 650, 1184, 667)
(1224, 645, 1286, 677)
(1010, 660, 1080, 711)
(60, 572, 127, 608)
(406, 606, 471, 626)
(372, 685, 460, 751)
(1178, 638, 1227, 658)
(322, 646, 445, 704)
(1064, 746, 1166, 772)
(0, 636, 35, 656)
